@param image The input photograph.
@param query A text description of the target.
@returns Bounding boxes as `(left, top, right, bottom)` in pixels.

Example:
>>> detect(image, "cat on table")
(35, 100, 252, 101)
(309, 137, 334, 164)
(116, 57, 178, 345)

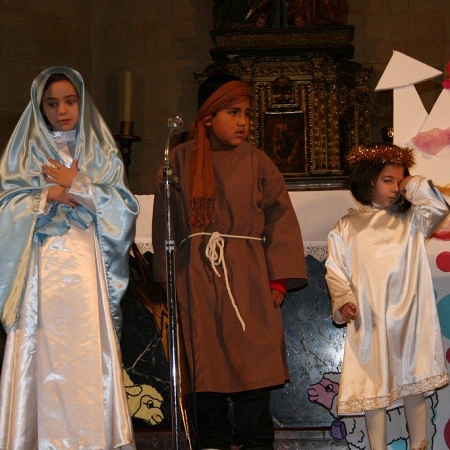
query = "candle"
(122, 70, 133, 122)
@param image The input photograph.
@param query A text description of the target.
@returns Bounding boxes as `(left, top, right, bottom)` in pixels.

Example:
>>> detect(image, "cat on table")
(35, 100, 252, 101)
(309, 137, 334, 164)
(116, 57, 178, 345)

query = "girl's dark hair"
(197, 73, 241, 110)
(349, 160, 412, 213)
(42, 73, 75, 95)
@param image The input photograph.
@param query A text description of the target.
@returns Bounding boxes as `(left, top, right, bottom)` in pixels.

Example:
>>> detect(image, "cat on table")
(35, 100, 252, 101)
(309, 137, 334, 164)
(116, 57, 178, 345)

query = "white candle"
(123, 70, 133, 122)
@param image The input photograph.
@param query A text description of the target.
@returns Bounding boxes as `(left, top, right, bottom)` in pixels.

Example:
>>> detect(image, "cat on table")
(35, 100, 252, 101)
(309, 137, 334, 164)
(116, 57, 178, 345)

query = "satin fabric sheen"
(0, 66, 138, 448)
(0, 66, 139, 335)
(326, 176, 449, 415)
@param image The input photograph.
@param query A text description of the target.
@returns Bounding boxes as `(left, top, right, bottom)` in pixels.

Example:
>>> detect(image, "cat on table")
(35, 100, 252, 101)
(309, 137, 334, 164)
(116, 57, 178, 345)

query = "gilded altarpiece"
(196, 27, 372, 190)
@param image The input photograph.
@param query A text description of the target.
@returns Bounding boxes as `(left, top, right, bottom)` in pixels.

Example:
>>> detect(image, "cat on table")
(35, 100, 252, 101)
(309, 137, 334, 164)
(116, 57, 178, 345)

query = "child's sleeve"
(325, 224, 356, 325)
(69, 173, 96, 213)
(38, 187, 50, 214)
(269, 279, 287, 295)
(260, 162, 307, 290)
(405, 176, 450, 238)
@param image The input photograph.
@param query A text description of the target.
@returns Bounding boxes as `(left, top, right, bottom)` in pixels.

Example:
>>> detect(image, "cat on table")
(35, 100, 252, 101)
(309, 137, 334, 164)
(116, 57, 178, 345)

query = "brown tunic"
(152, 140, 307, 393)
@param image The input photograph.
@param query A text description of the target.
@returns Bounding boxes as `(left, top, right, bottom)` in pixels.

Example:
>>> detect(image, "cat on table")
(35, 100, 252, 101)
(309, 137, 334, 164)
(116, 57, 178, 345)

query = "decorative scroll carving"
(210, 27, 354, 48)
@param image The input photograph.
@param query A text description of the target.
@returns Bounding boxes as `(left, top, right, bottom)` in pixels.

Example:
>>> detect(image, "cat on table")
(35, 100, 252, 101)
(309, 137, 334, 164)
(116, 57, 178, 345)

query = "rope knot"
(185, 231, 263, 332)
(205, 231, 225, 277)
(204, 231, 245, 331)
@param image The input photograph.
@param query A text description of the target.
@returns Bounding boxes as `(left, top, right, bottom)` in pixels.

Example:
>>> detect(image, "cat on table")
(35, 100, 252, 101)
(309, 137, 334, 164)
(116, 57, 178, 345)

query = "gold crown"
(347, 143, 415, 168)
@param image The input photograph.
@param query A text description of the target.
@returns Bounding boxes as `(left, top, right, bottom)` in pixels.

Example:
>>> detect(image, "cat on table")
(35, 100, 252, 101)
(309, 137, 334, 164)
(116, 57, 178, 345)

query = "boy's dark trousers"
(187, 388, 274, 450)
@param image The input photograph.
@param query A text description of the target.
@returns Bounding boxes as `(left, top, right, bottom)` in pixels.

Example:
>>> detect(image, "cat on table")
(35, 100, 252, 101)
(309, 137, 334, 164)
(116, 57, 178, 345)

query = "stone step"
(134, 429, 349, 449)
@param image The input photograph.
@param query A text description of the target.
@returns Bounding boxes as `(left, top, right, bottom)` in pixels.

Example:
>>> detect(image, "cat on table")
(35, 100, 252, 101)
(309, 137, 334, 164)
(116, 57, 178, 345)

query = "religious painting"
(263, 111, 307, 174)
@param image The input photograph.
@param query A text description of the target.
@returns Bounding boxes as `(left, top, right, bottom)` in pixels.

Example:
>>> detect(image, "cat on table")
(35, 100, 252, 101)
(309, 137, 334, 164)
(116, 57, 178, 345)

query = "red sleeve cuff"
(269, 279, 287, 295)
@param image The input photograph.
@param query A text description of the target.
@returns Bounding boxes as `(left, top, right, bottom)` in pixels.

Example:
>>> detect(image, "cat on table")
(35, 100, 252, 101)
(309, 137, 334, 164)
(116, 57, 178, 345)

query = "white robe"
(325, 176, 449, 415)
(0, 138, 134, 449)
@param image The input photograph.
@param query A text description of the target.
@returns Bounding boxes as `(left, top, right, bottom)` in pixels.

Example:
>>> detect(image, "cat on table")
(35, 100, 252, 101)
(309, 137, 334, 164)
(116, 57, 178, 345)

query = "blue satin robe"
(0, 66, 138, 448)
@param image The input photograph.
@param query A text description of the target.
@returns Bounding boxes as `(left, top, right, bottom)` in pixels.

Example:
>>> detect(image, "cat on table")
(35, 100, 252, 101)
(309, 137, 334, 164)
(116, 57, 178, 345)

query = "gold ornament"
(347, 143, 415, 169)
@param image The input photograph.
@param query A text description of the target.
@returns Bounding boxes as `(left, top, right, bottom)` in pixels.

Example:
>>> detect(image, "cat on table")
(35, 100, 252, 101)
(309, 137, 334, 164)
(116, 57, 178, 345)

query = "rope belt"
(185, 231, 265, 331)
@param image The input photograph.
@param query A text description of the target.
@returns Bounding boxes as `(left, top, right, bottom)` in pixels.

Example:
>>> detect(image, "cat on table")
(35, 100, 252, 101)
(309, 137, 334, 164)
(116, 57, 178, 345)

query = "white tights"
(404, 394, 427, 449)
(365, 407, 386, 449)
(365, 394, 427, 450)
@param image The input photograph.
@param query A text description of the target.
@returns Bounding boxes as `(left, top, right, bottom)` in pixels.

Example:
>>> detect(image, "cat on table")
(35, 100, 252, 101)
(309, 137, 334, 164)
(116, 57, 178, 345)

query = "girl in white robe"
(0, 66, 138, 449)
(325, 143, 449, 450)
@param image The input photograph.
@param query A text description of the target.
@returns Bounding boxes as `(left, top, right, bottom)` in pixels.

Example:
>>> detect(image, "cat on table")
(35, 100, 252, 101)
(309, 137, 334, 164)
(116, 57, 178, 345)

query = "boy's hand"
(339, 302, 358, 323)
(271, 289, 285, 308)
(47, 185, 77, 207)
(43, 159, 79, 188)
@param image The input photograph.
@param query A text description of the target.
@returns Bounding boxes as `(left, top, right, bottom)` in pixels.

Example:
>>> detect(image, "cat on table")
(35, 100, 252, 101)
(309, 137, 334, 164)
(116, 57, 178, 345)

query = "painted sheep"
(123, 368, 164, 426)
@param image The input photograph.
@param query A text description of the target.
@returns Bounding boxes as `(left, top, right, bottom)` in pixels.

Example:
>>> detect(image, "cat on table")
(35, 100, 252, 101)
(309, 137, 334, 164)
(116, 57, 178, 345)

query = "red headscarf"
(187, 80, 253, 228)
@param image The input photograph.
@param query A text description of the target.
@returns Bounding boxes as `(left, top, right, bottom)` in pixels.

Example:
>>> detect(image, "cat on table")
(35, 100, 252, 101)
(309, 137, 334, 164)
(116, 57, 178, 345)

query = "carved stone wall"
(196, 27, 372, 190)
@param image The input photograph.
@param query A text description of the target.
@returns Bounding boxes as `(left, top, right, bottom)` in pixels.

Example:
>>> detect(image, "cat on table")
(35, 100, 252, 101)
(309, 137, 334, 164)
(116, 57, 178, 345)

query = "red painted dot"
(436, 252, 450, 272)
(444, 418, 450, 447)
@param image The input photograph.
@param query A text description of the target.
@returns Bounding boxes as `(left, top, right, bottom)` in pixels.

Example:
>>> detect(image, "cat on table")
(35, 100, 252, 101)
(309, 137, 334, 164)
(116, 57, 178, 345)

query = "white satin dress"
(325, 176, 449, 415)
(0, 134, 134, 449)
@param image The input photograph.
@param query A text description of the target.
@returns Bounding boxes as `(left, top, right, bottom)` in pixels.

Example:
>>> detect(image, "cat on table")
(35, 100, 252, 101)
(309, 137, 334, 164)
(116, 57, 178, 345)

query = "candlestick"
(114, 121, 141, 180)
(123, 70, 133, 122)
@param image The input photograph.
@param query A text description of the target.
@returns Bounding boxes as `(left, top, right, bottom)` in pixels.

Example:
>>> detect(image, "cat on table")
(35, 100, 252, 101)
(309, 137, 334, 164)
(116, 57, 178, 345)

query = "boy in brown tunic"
(152, 74, 307, 449)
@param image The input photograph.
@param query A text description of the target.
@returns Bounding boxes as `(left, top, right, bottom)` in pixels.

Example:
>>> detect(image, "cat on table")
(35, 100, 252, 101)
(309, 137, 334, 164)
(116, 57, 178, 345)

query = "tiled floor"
(134, 429, 349, 449)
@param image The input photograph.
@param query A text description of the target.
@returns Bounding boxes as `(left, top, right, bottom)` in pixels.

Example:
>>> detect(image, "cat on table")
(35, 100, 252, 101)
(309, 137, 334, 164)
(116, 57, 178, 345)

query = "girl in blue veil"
(0, 66, 138, 448)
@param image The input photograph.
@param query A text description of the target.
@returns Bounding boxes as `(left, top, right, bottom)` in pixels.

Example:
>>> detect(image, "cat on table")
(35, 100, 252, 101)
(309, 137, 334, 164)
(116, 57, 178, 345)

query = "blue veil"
(0, 66, 139, 334)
